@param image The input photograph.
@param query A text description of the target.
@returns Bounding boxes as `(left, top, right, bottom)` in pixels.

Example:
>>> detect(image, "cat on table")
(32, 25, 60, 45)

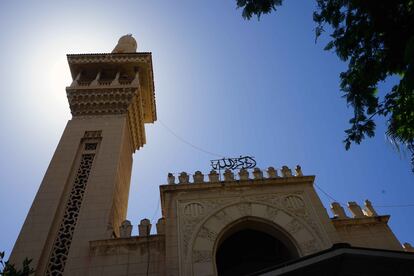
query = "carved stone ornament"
(119, 220, 133, 238)
(178, 172, 190, 184)
(184, 203, 204, 218)
(208, 170, 219, 182)
(284, 195, 306, 215)
(192, 250, 212, 263)
(267, 166, 278, 178)
(46, 153, 95, 276)
(167, 173, 175, 185)
(252, 168, 263, 179)
(281, 166, 293, 177)
(223, 169, 234, 181)
(295, 165, 303, 176)
(239, 168, 249, 180)
(193, 171, 204, 183)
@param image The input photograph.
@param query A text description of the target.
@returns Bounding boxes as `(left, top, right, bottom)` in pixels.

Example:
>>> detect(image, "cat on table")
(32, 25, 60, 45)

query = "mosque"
(9, 35, 414, 275)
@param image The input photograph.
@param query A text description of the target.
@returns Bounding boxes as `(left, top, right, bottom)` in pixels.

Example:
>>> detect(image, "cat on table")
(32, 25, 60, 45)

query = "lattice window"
(45, 153, 95, 276)
(84, 143, 97, 151)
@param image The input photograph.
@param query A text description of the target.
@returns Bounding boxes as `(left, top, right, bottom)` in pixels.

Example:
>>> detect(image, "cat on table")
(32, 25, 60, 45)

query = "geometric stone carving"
(193, 171, 204, 183)
(267, 167, 278, 178)
(347, 201, 365, 218)
(208, 170, 219, 182)
(284, 195, 306, 215)
(46, 153, 95, 276)
(119, 220, 133, 238)
(330, 202, 348, 218)
(223, 169, 234, 181)
(138, 218, 151, 237)
(178, 172, 190, 184)
(84, 142, 98, 151)
(239, 168, 249, 180)
(83, 130, 102, 139)
(281, 166, 293, 177)
(184, 203, 204, 218)
(193, 250, 212, 263)
(252, 168, 263, 179)
(285, 219, 303, 234)
(156, 218, 166, 235)
(363, 199, 378, 217)
(198, 226, 218, 243)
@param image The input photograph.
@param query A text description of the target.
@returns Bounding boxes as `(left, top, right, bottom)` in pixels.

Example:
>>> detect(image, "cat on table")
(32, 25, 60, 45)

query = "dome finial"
(112, 34, 137, 53)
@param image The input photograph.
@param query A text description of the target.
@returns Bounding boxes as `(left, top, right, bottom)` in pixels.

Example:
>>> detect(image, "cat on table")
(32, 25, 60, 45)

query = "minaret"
(9, 35, 156, 275)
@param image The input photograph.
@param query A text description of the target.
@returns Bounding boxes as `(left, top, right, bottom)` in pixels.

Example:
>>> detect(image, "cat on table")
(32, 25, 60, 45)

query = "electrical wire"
(158, 119, 224, 158)
(314, 182, 414, 208)
(159, 119, 414, 209)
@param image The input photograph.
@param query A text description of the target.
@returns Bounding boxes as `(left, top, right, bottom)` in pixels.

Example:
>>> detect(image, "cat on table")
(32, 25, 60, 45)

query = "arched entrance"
(215, 219, 299, 276)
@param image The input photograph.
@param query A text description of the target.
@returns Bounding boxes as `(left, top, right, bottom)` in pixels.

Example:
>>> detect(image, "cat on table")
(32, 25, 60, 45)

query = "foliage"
(236, 0, 414, 171)
(0, 252, 35, 276)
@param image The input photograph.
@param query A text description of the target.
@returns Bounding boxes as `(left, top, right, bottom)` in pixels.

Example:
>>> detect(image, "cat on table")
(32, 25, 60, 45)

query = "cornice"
(67, 53, 152, 65)
(66, 86, 146, 151)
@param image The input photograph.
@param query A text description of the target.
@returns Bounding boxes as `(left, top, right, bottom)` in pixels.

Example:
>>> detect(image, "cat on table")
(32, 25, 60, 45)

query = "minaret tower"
(10, 35, 156, 275)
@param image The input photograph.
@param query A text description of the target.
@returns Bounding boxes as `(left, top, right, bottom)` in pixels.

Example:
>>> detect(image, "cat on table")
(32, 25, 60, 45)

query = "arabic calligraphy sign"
(210, 156, 257, 171)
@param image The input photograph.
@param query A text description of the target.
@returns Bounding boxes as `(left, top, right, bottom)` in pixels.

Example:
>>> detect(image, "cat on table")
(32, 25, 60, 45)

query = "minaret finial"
(112, 34, 137, 53)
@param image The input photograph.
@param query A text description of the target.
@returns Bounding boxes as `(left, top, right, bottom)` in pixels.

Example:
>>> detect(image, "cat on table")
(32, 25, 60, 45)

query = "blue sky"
(0, 0, 413, 258)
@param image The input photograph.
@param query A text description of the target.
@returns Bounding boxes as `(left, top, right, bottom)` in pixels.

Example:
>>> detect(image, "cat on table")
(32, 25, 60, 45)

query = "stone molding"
(331, 215, 390, 227)
(66, 87, 145, 151)
(67, 53, 152, 65)
(89, 235, 165, 257)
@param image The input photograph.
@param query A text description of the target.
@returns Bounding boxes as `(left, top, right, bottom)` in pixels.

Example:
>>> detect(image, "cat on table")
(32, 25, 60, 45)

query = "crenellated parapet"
(165, 165, 304, 185)
(111, 218, 165, 239)
(330, 200, 381, 220)
(330, 200, 406, 251)
(66, 52, 156, 151)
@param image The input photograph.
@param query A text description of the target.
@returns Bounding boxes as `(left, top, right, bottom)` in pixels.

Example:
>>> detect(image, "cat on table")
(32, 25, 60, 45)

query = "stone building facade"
(9, 36, 413, 276)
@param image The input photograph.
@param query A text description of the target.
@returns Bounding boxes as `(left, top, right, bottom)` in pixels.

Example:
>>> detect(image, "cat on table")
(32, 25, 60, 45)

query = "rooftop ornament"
(112, 34, 137, 53)
(210, 156, 256, 171)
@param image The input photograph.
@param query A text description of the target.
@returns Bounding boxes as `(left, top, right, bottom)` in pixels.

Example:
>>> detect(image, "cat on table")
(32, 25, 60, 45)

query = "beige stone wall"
(333, 216, 403, 250)
(87, 236, 165, 276)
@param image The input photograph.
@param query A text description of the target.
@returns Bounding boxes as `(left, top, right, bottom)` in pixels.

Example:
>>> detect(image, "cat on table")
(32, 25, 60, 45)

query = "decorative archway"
(215, 218, 300, 276)
(185, 201, 325, 276)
